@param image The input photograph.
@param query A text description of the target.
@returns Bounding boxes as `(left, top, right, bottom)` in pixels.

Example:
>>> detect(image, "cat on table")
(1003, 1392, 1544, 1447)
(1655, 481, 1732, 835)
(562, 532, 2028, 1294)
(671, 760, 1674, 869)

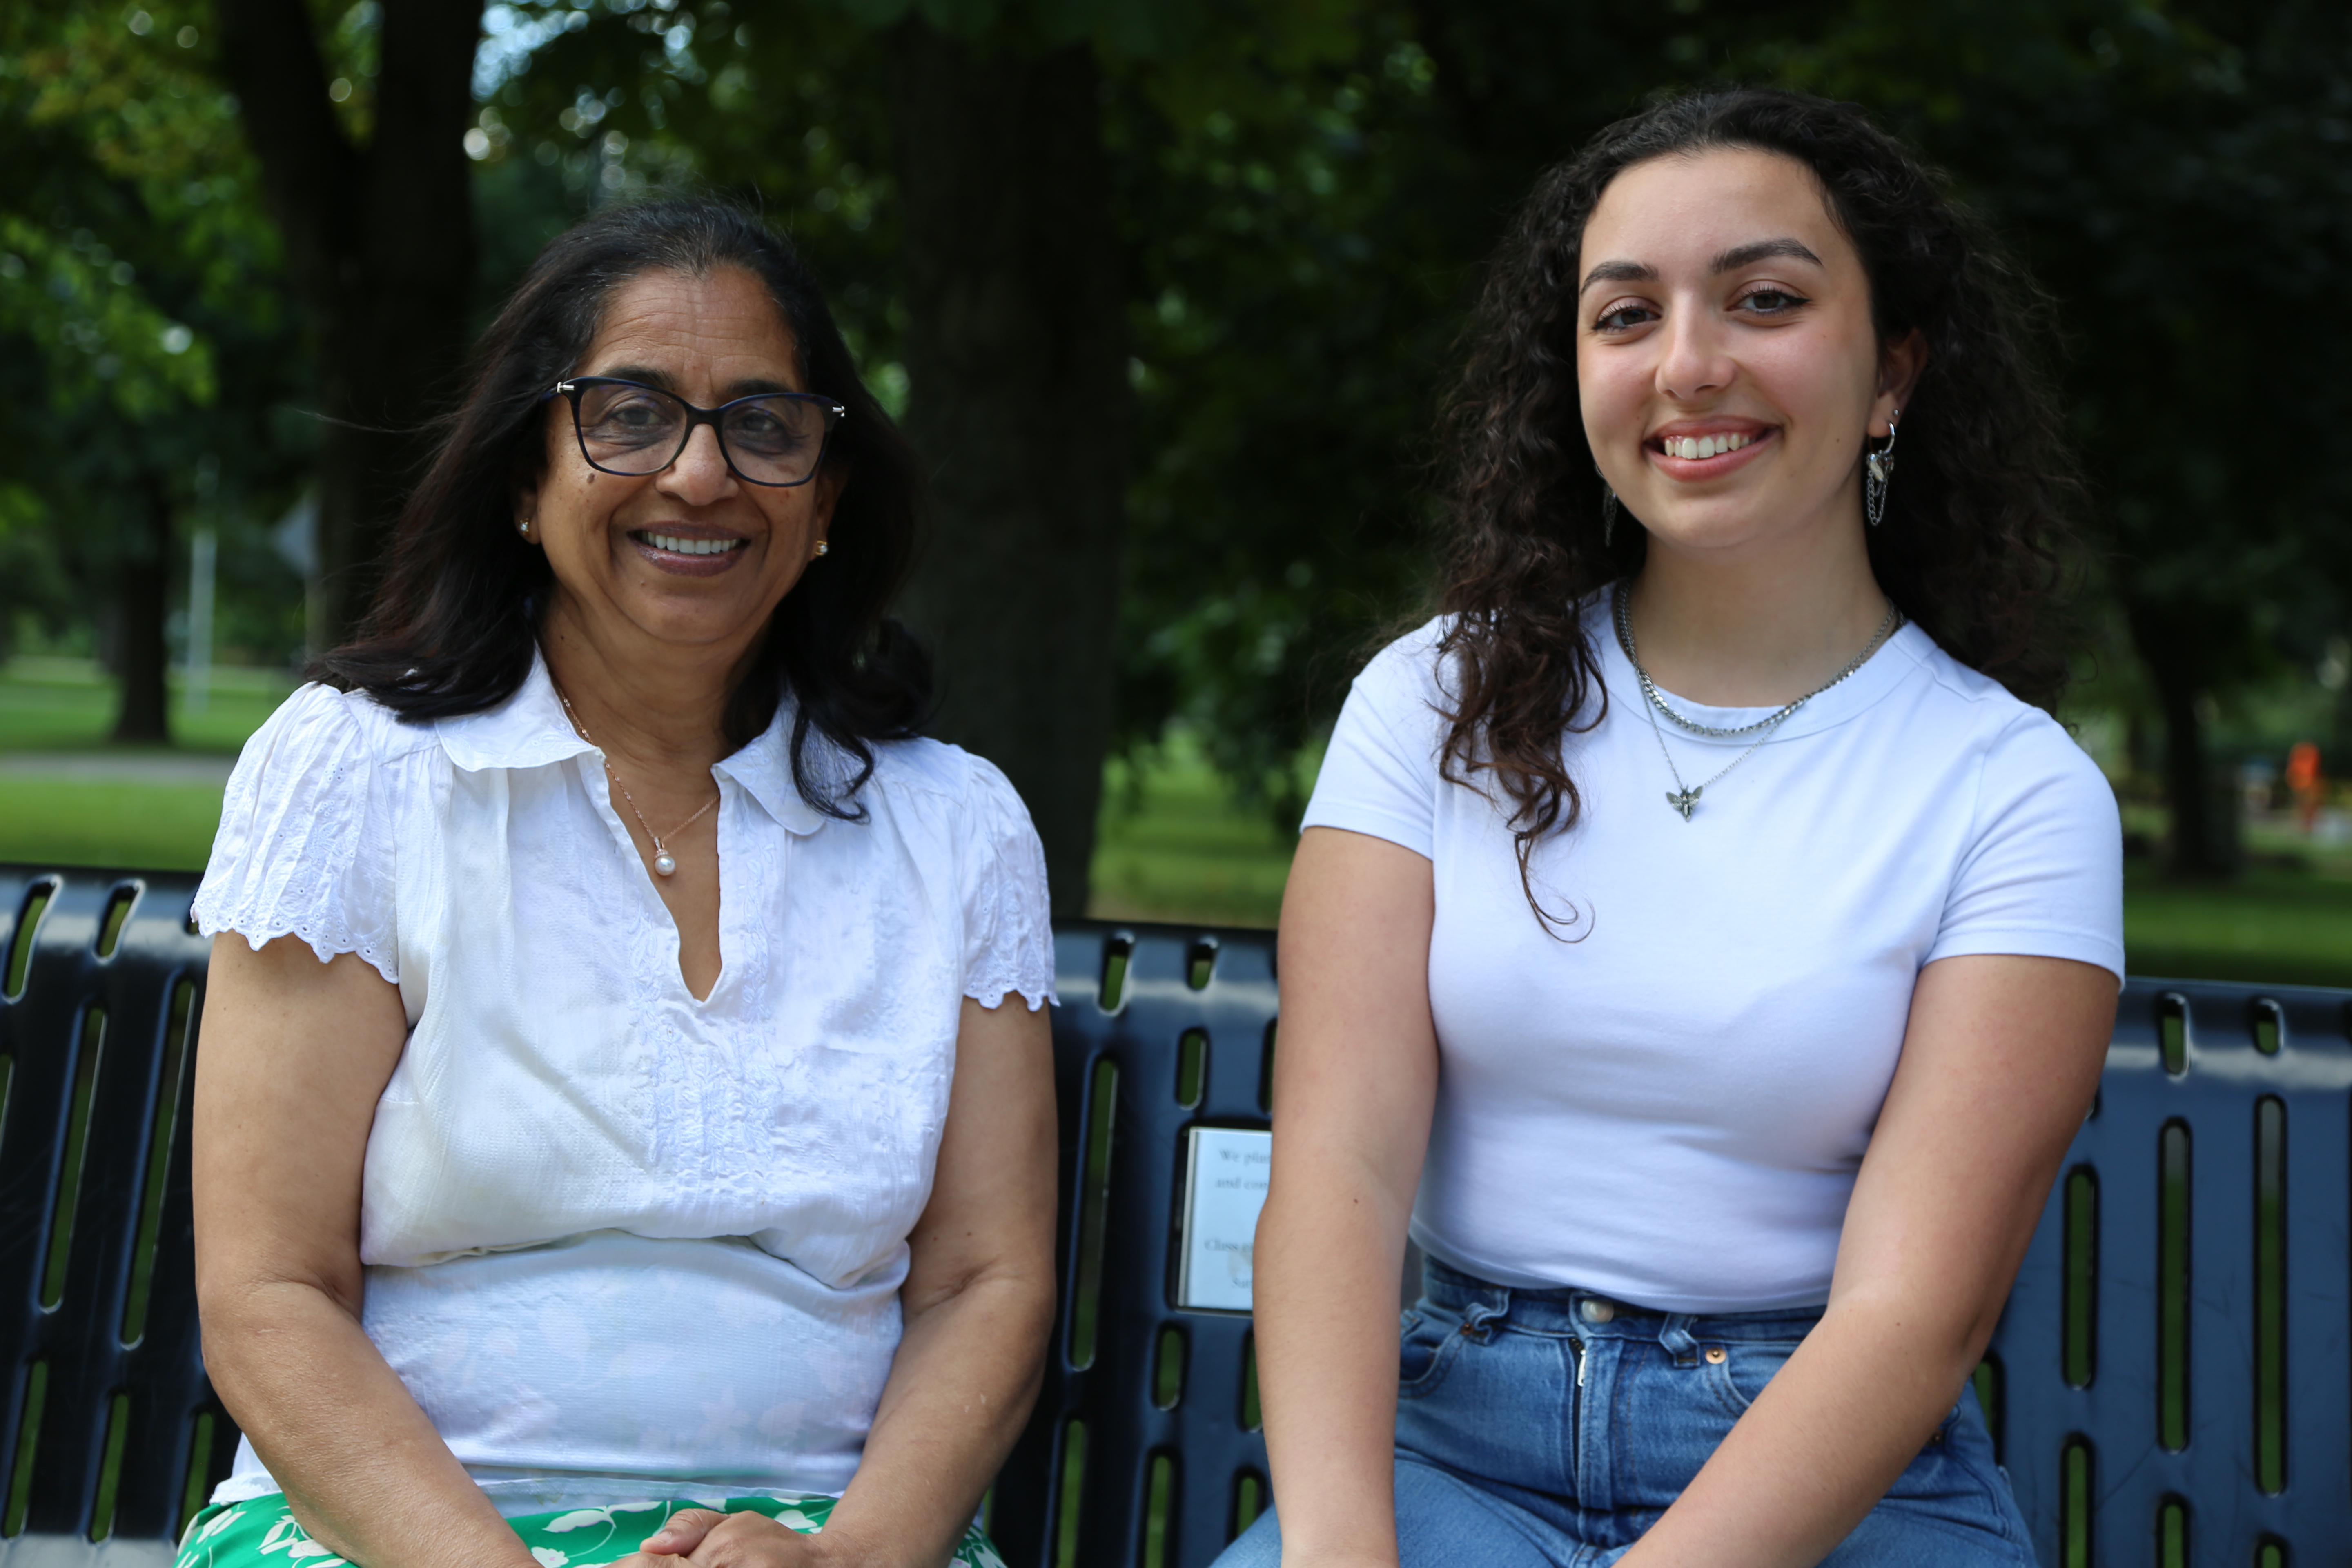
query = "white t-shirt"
(1301, 600, 2122, 1313)
(194, 655, 1055, 1511)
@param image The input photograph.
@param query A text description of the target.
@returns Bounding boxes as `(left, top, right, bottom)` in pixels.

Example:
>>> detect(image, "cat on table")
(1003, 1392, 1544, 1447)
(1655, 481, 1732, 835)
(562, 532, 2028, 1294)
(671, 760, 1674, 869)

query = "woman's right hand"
(195, 936, 535, 1568)
(1249, 826, 1440, 1568)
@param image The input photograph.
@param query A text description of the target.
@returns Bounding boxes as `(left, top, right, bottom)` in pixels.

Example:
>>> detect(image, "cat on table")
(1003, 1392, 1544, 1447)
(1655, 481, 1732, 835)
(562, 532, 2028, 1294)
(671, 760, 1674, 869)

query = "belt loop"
(1460, 1290, 1510, 1343)
(1659, 1312, 1701, 1364)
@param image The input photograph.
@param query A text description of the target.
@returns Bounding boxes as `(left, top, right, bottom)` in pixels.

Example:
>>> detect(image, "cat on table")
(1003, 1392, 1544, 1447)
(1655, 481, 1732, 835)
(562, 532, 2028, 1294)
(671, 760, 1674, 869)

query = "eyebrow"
(590, 365, 797, 399)
(1577, 237, 1826, 297)
(1709, 238, 1824, 273)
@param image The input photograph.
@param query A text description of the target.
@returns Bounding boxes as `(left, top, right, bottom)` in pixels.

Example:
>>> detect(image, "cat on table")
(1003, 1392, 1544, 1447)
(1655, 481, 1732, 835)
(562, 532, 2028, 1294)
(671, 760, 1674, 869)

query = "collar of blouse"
(430, 650, 833, 837)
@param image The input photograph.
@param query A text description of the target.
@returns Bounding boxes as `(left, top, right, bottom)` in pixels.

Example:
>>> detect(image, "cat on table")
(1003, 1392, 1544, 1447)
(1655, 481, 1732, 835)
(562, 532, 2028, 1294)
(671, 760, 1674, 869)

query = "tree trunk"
(888, 24, 1131, 916)
(111, 481, 172, 744)
(2127, 600, 2230, 878)
(215, 0, 481, 653)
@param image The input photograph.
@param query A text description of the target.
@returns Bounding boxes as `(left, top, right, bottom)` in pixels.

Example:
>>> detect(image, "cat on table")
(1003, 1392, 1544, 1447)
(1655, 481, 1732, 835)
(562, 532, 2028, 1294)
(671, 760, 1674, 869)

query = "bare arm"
(194, 935, 531, 1568)
(639, 994, 1059, 1568)
(1251, 827, 1439, 1568)
(1619, 953, 2117, 1567)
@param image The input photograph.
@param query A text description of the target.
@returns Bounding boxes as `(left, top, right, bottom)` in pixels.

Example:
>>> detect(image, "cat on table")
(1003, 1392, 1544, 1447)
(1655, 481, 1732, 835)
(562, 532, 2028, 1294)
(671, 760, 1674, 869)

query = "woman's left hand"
(623, 1508, 837, 1567)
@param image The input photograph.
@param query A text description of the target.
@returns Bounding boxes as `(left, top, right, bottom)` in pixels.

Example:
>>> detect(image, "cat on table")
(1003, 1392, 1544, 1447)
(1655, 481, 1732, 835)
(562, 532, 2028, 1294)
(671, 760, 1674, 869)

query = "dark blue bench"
(2, 866, 2345, 1567)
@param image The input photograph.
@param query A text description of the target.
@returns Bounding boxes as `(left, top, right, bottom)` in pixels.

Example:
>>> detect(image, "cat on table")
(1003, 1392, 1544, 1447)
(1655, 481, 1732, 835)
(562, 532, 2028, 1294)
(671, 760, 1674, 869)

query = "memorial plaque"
(1176, 1126, 1272, 1312)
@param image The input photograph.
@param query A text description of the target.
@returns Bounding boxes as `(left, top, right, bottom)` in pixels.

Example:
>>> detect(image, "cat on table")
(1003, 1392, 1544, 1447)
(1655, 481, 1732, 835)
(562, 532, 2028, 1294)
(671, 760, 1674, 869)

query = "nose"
(1655, 297, 1735, 404)
(657, 421, 739, 506)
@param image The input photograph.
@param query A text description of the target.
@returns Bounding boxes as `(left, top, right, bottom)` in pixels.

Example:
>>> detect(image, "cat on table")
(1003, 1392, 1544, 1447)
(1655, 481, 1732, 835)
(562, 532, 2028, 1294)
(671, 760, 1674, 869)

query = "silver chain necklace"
(1613, 584, 1902, 820)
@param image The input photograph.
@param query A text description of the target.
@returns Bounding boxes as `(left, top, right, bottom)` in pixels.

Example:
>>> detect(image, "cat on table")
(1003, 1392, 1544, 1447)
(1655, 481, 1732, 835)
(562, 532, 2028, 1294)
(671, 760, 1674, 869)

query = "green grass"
(1087, 740, 1294, 927)
(2123, 862, 2352, 987)
(9, 661, 2352, 986)
(0, 777, 229, 871)
(0, 660, 291, 872)
(0, 658, 293, 755)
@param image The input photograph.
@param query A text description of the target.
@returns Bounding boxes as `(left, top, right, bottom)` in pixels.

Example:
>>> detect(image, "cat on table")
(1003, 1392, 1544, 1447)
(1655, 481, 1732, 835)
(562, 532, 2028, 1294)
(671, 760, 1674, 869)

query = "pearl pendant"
(653, 851, 677, 877)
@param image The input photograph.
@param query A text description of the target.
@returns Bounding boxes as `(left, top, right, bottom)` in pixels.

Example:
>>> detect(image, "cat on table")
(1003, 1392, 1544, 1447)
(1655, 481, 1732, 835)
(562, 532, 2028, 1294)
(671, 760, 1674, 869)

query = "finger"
(640, 1508, 728, 1556)
(679, 1511, 817, 1567)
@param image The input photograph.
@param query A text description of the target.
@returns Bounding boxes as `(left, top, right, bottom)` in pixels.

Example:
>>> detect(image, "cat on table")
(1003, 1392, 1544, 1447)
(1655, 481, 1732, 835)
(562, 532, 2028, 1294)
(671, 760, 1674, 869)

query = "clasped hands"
(610, 1508, 886, 1568)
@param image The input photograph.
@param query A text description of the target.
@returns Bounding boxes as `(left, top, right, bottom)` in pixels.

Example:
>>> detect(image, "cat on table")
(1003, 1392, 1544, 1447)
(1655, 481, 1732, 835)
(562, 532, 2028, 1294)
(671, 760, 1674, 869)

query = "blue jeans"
(1214, 1259, 2034, 1567)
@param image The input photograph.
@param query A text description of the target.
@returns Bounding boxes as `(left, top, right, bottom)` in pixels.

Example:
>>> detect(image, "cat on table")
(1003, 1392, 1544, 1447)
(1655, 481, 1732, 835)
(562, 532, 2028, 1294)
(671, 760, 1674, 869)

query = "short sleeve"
(1927, 711, 2125, 982)
(959, 756, 1057, 1011)
(1298, 620, 1449, 858)
(192, 683, 401, 985)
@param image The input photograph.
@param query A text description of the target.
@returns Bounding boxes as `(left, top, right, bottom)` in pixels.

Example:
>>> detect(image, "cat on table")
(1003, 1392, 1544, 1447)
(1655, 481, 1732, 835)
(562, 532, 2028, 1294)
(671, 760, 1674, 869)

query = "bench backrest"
(2, 867, 2346, 1567)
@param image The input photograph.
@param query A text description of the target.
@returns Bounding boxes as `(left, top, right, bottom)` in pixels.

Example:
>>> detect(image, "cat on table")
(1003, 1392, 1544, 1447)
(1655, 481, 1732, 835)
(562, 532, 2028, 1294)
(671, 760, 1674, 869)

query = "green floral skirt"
(176, 1492, 1007, 1568)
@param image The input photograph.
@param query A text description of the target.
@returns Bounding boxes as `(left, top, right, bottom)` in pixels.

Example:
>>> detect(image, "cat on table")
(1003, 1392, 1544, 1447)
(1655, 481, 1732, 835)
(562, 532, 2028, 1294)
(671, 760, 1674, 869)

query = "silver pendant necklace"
(551, 680, 720, 877)
(1613, 584, 1902, 821)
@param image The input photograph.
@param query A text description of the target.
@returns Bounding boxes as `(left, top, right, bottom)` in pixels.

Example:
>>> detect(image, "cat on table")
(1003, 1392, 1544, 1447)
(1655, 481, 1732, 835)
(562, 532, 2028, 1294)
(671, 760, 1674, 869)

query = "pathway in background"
(0, 752, 237, 786)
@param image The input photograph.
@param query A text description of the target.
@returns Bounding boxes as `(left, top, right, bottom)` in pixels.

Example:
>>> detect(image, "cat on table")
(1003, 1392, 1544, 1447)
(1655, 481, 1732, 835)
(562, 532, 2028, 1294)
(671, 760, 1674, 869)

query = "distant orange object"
(2286, 741, 2324, 831)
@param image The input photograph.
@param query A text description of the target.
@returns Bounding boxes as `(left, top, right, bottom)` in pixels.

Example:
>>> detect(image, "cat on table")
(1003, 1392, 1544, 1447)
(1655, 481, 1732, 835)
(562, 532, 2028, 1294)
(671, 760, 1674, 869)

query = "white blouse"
(193, 655, 1056, 1511)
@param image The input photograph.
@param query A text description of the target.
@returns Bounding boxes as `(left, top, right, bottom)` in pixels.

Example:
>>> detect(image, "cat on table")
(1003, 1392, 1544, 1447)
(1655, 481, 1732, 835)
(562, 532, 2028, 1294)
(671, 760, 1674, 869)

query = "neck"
(1623, 515, 1889, 708)
(538, 595, 752, 779)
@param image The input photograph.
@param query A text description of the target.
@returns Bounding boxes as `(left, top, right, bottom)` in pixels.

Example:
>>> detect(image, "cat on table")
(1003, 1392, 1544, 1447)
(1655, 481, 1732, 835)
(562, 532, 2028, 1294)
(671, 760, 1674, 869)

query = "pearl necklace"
(551, 682, 719, 878)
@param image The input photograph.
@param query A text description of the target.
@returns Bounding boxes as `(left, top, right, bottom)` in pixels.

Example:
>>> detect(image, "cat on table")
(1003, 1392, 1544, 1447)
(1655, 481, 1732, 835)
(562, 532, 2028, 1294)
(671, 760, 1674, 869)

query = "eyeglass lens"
(574, 381, 830, 485)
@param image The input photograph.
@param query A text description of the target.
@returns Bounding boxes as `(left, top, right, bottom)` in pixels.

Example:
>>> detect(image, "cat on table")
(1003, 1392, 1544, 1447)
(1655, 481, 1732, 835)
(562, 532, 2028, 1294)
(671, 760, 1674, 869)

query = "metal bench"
(2, 866, 2346, 1567)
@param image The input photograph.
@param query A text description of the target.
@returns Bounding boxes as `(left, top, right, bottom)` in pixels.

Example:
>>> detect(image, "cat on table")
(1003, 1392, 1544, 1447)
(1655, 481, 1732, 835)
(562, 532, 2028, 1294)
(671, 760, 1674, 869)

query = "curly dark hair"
(318, 196, 929, 817)
(1434, 87, 2084, 930)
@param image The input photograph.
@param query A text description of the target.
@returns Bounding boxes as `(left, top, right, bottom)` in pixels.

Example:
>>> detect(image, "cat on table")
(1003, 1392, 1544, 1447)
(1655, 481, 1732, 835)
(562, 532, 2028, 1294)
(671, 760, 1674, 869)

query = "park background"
(4, 0, 2352, 983)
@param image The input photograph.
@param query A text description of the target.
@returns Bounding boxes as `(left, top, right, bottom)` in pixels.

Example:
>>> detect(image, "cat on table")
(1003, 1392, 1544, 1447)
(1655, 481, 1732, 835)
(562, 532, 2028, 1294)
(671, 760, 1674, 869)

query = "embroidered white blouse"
(192, 656, 1056, 1511)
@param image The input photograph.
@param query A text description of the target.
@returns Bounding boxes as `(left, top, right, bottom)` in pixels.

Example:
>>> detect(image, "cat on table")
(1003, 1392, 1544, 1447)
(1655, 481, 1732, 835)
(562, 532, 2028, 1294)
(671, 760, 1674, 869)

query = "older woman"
(183, 199, 1055, 1568)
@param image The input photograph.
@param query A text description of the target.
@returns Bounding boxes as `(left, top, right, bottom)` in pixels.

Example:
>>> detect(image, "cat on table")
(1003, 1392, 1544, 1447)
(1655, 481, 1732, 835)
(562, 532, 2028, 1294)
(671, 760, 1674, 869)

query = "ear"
(510, 460, 544, 543)
(1873, 329, 1929, 436)
(810, 461, 847, 537)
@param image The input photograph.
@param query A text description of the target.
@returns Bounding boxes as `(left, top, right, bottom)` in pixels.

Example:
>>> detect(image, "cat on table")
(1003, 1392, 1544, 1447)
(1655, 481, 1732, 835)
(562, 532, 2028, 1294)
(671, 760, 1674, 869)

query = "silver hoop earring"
(1864, 409, 1900, 528)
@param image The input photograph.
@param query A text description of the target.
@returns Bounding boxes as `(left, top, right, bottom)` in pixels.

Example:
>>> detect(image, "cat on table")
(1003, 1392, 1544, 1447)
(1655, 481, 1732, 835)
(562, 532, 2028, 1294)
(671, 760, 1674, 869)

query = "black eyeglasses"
(547, 376, 847, 488)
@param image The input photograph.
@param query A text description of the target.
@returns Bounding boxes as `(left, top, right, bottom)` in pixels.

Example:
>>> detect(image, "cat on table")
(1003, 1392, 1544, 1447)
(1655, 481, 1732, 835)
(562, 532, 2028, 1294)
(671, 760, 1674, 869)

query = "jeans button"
(1580, 1298, 1614, 1324)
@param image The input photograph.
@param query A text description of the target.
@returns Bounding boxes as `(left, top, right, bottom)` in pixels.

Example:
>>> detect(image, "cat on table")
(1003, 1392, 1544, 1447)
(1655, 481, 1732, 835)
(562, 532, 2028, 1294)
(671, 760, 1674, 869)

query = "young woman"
(1223, 91, 2122, 1567)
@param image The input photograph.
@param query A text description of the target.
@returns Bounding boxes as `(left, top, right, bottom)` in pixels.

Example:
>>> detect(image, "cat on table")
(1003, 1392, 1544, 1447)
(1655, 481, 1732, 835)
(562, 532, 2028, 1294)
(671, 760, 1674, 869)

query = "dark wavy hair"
(318, 196, 929, 817)
(1434, 87, 2084, 929)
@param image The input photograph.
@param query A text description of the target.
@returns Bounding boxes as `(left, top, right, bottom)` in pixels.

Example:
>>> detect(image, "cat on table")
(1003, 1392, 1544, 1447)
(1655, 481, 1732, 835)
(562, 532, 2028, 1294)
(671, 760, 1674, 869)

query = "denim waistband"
(1421, 1256, 1825, 1343)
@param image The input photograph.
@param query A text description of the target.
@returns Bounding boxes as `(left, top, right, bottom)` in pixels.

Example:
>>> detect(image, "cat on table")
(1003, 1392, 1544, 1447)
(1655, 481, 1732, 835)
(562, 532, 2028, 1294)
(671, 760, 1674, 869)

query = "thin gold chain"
(549, 679, 721, 858)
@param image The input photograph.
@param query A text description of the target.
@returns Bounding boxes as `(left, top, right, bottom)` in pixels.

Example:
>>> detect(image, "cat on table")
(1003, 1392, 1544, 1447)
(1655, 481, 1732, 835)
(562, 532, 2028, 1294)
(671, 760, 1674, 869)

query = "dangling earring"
(1597, 464, 1619, 548)
(1864, 409, 1900, 528)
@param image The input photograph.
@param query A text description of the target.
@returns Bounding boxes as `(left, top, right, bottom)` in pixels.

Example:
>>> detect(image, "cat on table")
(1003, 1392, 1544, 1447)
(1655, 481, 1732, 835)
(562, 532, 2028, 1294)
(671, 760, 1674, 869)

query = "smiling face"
(519, 264, 841, 664)
(1576, 146, 1919, 564)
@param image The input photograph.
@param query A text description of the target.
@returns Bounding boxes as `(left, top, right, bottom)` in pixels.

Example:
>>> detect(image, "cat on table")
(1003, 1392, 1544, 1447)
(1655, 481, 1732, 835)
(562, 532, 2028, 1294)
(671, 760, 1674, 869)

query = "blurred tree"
(0, 2, 303, 741)
(212, 0, 480, 653)
(20, 0, 2344, 895)
(1766, 0, 2352, 873)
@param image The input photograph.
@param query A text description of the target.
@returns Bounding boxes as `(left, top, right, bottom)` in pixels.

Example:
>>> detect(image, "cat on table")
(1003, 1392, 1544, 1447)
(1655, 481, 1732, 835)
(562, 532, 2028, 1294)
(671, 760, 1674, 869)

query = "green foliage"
(0, 1, 311, 670)
(1767, 0, 2352, 683)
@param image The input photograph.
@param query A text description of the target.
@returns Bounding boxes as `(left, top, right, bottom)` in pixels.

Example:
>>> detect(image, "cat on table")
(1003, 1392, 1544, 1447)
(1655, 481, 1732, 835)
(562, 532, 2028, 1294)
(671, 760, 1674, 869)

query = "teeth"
(645, 534, 740, 556)
(1668, 433, 1752, 459)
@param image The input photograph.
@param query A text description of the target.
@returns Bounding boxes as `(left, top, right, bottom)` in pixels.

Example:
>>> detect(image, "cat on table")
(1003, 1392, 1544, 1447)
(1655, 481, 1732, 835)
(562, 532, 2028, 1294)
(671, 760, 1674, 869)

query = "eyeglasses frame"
(546, 376, 849, 489)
